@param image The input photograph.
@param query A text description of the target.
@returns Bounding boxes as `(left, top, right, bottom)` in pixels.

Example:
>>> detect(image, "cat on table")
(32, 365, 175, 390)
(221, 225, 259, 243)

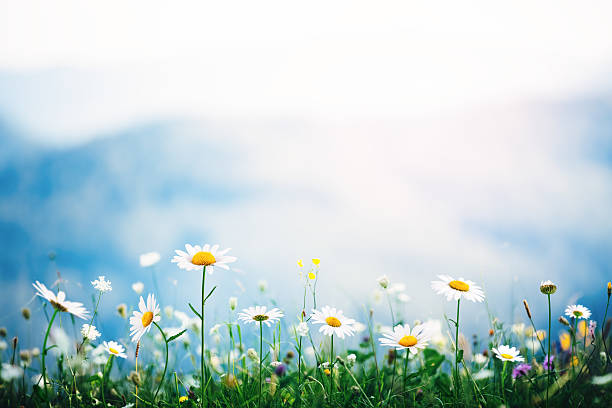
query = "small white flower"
(209, 323, 223, 336)
(229, 297, 238, 311)
(511, 323, 526, 336)
(347, 353, 357, 365)
(311, 306, 358, 339)
(492, 345, 524, 362)
(473, 369, 494, 380)
(91, 276, 112, 293)
(81, 324, 101, 341)
(238, 306, 284, 327)
(319, 362, 330, 369)
(565, 304, 591, 320)
(258, 280, 268, 293)
(1, 363, 23, 381)
(103, 341, 127, 359)
(431, 275, 485, 303)
(33, 281, 89, 319)
(397, 293, 411, 303)
(473, 353, 488, 365)
(30, 347, 40, 357)
(296, 322, 309, 337)
(129, 293, 161, 343)
(132, 282, 144, 294)
(377, 275, 390, 289)
(270, 361, 282, 368)
(171, 244, 237, 274)
(140, 252, 161, 267)
(247, 348, 258, 361)
(379, 324, 430, 352)
(0, 340, 7, 350)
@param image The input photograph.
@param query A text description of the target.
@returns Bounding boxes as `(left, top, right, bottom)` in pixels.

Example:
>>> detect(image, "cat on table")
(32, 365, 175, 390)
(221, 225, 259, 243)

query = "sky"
(1, 1, 612, 347)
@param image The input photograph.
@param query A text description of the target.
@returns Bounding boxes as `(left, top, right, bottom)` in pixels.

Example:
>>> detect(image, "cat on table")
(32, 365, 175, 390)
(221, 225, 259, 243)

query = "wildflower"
(164, 305, 174, 318)
(274, 363, 287, 376)
(589, 320, 597, 337)
(139, 251, 161, 267)
(347, 353, 357, 365)
(312, 258, 321, 265)
(132, 282, 144, 294)
(319, 362, 330, 369)
(511, 323, 525, 335)
(238, 306, 284, 327)
(536, 330, 546, 341)
(539, 280, 557, 295)
(377, 275, 390, 289)
(91, 276, 112, 293)
(379, 324, 430, 353)
(21, 308, 31, 320)
(0, 327, 6, 337)
(565, 304, 591, 320)
(81, 324, 101, 341)
(0, 340, 6, 351)
(103, 341, 127, 358)
(270, 361, 282, 368)
(492, 345, 524, 362)
(128, 371, 141, 386)
(608, 282, 612, 298)
(258, 280, 268, 292)
(229, 297, 238, 311)
(297, 259, 303, 267)
(179, 396, 189, 403)
(296, 322, 309, 337)
(473, 369, 494, 380)
(397, 293, 410, 303)
(543, 355, 554, 370)
(512, 363, 532, 379)
(311, 306, 357, 339)
(430, 275, 485, 302)
(473, 353, 488, 365)
(559, 316, 570, 326)
(117, 303, 127, 318)
(1, 363, 24, 381)
(33, 281, 89, 319)
(19, 350, 31, 366)
(323, 368, 331, 376)
(171, 244, 236, 273)
(592, 373, 612, 385)
(308, 271, 316, 280)
(129, 294, 161, 343)
(247, 348, 258, 361)
(31, 347, 40, 357)
(560, 333, 571, 351)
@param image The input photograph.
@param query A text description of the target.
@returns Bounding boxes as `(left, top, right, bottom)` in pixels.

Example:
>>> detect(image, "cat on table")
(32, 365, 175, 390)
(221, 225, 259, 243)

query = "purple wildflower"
(543, 355, 554, 371)
(274, 363, 287, 377)
(512, 363, 532, 379)
(589, 320, 597, 338)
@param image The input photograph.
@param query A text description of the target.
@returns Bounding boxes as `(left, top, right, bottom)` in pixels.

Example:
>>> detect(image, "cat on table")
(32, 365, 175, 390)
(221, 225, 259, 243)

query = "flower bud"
(377, 275, 390, 289)
(523, 299, 532, 319)
(608, 282, 611, 298)
(540, 280, 557, 295)
(559, 316, 570, 326)
(21, 308, 31, 320)
(229, 297, 238, 311)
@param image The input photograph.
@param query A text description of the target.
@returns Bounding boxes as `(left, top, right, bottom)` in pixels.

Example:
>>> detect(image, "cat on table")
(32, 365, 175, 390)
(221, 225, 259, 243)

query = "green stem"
(153, 322, 169, 402)
(500, 360, 507, 405)
(329, 334, 334, 405)
(102, 354, 114, 407)
(546, 294, 551, 408)
(403, 348, 409, 400)
(259, 321, 263, 408)
(602, 295, 611, 369)
(454, 298, 461, 404)
(42, 308, 59, 407)
(174, 372, 180, 408)
(297, 336, 302, 406)
(572, 318, 577, 379)
(201, 266, 207, 408)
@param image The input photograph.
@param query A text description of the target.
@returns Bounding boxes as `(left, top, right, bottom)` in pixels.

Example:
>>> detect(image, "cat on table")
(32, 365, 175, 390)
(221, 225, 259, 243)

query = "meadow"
(1, 244, 611, 407)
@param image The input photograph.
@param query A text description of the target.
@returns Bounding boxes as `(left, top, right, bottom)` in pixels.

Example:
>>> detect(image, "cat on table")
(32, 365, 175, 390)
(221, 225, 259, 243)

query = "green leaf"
(167, 329, 187, 343)
(457, 349, 464, 362)
(203, 286, 217, 303)
(188, 303, 202, 319)
(44, 344, 58, 354)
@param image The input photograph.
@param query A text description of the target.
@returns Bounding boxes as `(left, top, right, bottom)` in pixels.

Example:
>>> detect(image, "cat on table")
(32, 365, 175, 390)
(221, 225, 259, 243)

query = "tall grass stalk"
(41, 308, 59, 407)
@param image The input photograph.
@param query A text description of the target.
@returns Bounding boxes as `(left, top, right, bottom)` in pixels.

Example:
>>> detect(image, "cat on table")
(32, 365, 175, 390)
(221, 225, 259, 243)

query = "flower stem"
(259, 321, 263, 408)
(403, 348, 409, 401)
(546, 293, 551, 408)
(102, 354, 114, 408)
(500, 360, 507, 405)
(602, 294, 611, 369)
(329, 334, 334, 405)
(41, 308, 59, 407)
(153, 322, 169, 402)
(297, 336, 302, 406)
(201, 266, 207, 408)
(454, 298, 461, 403)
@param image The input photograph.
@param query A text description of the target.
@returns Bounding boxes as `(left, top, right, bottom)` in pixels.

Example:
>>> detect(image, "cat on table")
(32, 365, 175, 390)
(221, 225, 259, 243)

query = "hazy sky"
(1, 1, 612, 343)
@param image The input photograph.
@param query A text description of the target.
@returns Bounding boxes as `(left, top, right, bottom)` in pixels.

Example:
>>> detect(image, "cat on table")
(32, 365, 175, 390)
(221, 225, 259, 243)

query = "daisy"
(430, 275, 485, 302)
(140, 251, 161, 267)
(310, 306, 357, 339)
(492, 345, 524, 362)
(237, 306, 284, 327)
(129, 294, 161, 343)
(81, 324, 101, 341)
(91, 276, 112, 293)
(103, 341, 127, 359)
(378, 324, 430, 352)
(171, 244, 236, 273)
(565, 304, 591, 320)
(32, 281, 89, 319)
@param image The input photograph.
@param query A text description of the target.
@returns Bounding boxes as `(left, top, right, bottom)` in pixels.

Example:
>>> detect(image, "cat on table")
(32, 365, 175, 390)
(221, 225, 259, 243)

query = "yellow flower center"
(142, 311, 154, 327)
(50, 300, 68, 312)
(325, 316, 342, 327)
(500, 353, 513, 359)
(398, 335, 418, 347)
(191, 251, 216, 266)
(449, 280, 469, 292)
(109, 347, 119, 354)
(573, 311, 582, 317)
(253, 314, 269, 322)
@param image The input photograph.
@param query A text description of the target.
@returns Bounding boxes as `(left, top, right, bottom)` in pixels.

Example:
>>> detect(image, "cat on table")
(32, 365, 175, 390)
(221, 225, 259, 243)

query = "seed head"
(523, 299, 532, 319)
(559, 316, 570, 326)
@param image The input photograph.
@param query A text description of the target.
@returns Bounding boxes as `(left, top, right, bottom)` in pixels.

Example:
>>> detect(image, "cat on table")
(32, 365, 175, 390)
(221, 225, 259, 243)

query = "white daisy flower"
(91, 276, 112, 293)
(32, 281, 89, 319)
(129, 294, 161, 343)
(132, 281, 144, 294)
(171, 244, 236, 274)
(492, 345, 524, 362)
(378, 324, 430, 352)
(139, 251, 161, 267)
(1, 363, 24, 381)
(310, 306, 357, 339)
(103, 341, 127, 359)
(296, 322, 309, 337)
(430, 275, 485, 302)
(81, 324, 101, 341)
(347, 354, 357, 365)
(237, 306, 284, 327)
(565, 304, 591, 320)
(377, 275, 390, 289)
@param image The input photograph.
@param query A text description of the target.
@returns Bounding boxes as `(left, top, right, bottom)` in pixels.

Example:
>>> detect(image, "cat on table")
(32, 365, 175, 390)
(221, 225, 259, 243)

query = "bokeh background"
(2, 1, 612, 348)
